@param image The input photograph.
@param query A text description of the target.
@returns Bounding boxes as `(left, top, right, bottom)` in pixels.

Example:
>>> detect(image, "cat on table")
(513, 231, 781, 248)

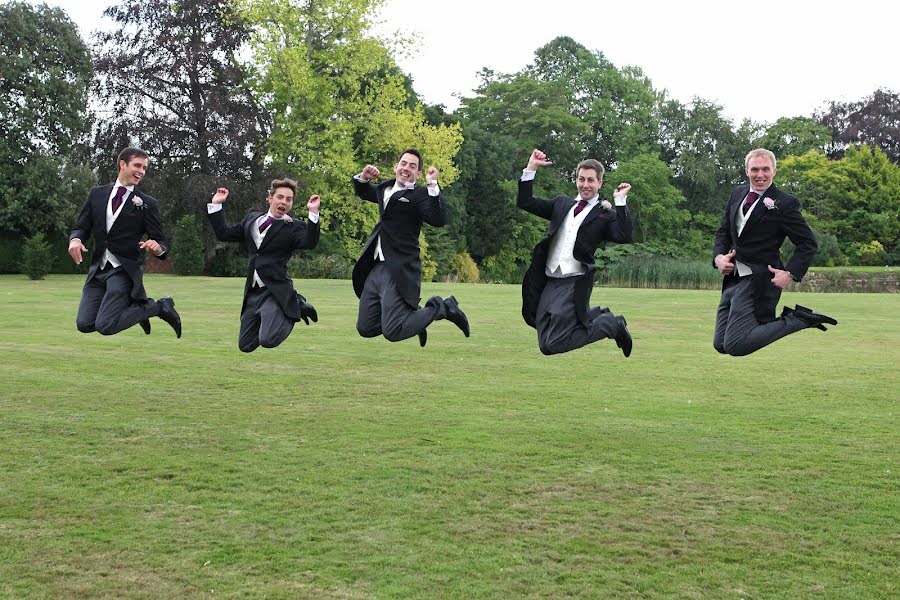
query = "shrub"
(450, 251, 480, 283)
(288, 254, 353, 279)
(854, 240, 886, 266)
(171, 214, 205, 275)
(207, 246, 247, 277)
(21, 233, 53, 280)
(601, 257, 720, 289)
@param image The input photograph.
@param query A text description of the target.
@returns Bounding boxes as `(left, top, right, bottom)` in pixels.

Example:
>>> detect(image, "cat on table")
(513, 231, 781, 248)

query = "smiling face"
(746, 154, 776, 192)
(118, 156, 148, 186)
(575, 167, 603, 200)
(393, 152, 422, 186)
(267, 186, 295, 218)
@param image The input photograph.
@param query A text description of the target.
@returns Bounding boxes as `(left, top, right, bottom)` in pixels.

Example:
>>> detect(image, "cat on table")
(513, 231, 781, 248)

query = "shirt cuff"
(520, 169, 536, 182)
(354, 173, 369, 183)
(614, 194, 627, 206)
(207, 203, 223, 214)
(308, 212, 319, 224)
(427, 184, 440, 197)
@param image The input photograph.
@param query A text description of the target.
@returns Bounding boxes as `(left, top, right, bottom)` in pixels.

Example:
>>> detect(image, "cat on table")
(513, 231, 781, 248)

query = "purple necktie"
(258, 215, 275, 233)
(742, 191, 759, 216)
(574, 199, 588, 216)
(111, 186, 127, 213)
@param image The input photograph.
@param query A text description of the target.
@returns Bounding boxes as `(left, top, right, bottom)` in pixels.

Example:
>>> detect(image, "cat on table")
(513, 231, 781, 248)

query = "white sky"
(39, 0, 900, 124)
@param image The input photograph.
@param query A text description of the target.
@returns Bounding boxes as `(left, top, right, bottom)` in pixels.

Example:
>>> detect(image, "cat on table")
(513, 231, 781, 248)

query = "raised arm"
(293, 194, 322, 250)
(517, 149, 556, 220)
(419, 165, 447, 227)
(207, 187, 246, 242)
(352, 164, 382, 203)
(607, 183, 634, 244)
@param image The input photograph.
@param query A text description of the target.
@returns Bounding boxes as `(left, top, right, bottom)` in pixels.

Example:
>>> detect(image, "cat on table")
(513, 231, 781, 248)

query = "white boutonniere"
(763, 197, 777, 210)
(132, 197, 145, 210)
(600, 200, 612, 210)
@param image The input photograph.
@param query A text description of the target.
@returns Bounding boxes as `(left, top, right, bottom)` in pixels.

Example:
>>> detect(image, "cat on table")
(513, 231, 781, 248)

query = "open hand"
(68, 239, 88, 265)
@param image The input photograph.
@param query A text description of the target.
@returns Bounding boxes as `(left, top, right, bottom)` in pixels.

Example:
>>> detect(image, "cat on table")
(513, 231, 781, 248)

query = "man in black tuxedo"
(352, 148, 469, 347)
(207, 179, 320, 352)
(68, 147, 181, 337)
(519, 149, 634, 356)
(712, 148, 837, 356)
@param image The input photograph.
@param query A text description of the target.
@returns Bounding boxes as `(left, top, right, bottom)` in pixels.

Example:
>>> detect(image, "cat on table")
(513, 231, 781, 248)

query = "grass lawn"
(0, 275, 897, 599)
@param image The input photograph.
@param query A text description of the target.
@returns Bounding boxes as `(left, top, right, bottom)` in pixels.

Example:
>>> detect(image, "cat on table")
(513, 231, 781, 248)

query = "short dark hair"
(575, 159, 604, 180)
(118, 147, 149, 165)
(268, 178, 297, 197)
(397, 148, 423, 170)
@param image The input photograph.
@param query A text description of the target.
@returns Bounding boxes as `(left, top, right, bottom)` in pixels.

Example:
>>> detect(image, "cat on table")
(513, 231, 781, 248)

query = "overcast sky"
(40, 0, 900, 124)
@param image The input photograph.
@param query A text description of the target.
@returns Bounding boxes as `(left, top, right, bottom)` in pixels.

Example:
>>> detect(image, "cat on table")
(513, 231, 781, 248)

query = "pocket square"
(398, 197, 410, 203)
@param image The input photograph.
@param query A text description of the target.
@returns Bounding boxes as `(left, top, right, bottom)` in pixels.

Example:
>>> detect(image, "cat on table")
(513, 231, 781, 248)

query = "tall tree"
(817, 88, 900, 162)
(0, 2, 93, 238)
(756, 116, 830, 159)
(92, 0, 266, 181)
(242, 0, 462, 257)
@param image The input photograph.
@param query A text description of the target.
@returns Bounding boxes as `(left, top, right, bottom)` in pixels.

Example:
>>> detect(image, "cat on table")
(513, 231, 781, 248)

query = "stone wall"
(798, 269, 899, 293)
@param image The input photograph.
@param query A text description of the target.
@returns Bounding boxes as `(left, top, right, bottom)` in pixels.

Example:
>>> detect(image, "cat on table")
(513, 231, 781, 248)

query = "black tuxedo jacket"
(69, 184, 168, 301)
(518, 179, 633, 328)
(351, 177, 447, 308)
(712, 183, 817, 322)
(208, 209, 320, 321)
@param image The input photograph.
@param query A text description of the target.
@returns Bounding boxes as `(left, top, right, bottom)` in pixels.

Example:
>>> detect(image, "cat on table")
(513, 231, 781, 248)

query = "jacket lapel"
(258, 218, 286, 251)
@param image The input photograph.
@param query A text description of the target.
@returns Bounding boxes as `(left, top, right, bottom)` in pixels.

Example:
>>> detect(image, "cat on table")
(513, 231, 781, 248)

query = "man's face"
(267, 186, 295, 218)
(575, 167, 602, 200)
(393, 153, 421, 185)
(746, 155, 776, 191)
(118, 157, 148, 186)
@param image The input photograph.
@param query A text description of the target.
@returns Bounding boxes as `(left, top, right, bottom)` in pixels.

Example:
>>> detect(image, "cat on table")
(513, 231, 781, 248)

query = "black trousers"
(713, 276, 805, 356)
(356, 263, 445, 342)
(76, 266, 160, 335)
(535, 276, 618, 355)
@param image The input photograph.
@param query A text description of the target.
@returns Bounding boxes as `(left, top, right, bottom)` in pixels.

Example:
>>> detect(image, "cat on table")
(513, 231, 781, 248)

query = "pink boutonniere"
(763, 198, 777, 210)
(600, 200, 612, 210)
(132, 197, 145, 210)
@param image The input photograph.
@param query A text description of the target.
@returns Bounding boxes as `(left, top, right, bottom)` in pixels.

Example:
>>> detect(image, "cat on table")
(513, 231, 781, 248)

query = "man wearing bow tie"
(712, 148, 836, 356)
(352, 148, 470, 347)
(68, 147, 182, 338)
(207, 179, 320, 352)
(519, 149, 634, 356)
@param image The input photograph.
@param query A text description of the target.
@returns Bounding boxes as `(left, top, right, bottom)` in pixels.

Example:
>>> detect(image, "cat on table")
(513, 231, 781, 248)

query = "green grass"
(810, 266, 896, 272)
(1, 275, 897, 599)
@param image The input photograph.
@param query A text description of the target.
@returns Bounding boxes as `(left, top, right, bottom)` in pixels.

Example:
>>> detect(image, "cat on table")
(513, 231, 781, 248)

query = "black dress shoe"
(793, 304, 837, 330)
(418, 329, 427, 347)
(589, 306, 612, 320)
(443, 296, 470, 337)
(139, 319, 151, 335)
(296, 293, 318, 325)
(614, 315, 632, 358)
(157, 297, 182, 338)
(782, 305, 825, 331)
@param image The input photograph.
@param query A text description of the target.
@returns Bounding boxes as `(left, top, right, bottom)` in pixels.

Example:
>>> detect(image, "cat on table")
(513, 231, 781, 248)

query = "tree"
(756, 117, 831, 158)
(659, 98, 751, 216)
(242, 0, 463, 257)
(817, 88, 900, 162)
(93, 0, 266, 179)
(778, 147, 900, 261)
(603, 154, 689, 244)
(0, 2, 93, 238)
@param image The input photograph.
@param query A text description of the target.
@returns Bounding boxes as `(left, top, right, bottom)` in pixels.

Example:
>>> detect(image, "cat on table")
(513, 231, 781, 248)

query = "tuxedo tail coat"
(351, 177, 447, 308)
(208, 209, 320, 321)
(518, 179, 633, 328)
(69, 183, 168, 301)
